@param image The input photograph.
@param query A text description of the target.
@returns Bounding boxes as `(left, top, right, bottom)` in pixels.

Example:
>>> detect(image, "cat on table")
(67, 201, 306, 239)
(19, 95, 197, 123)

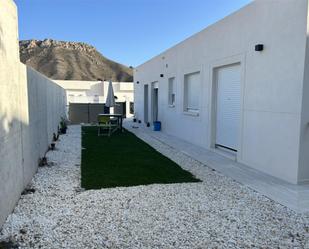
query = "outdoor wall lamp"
(136, 81, 140, 84)
(255, 44, 264, 51)
(160, 74, 164, 78)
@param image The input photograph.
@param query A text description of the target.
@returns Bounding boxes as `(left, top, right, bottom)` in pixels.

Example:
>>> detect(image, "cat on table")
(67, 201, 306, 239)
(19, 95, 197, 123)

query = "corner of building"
(297, 0, 309, 184)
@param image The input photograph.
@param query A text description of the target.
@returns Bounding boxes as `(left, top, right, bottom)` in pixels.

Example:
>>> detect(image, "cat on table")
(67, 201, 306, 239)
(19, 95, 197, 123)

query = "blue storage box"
(153, 121, 161, 131)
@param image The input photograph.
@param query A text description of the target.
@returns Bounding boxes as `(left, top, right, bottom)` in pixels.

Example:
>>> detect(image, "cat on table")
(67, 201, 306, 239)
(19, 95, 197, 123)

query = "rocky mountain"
(19, 39, 133, 82)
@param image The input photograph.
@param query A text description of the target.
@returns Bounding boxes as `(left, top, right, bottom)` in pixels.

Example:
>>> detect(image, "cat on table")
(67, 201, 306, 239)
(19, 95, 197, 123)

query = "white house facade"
(134, 0, 309, 185)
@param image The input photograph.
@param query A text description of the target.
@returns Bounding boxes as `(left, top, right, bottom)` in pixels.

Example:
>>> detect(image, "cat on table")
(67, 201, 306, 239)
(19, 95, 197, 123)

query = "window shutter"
(185, 72, 200, 111)
(168, 77, 175, 105)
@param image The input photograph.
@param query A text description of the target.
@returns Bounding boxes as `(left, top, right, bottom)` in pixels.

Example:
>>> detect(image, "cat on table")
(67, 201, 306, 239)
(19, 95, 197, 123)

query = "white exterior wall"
(0, 0, 25, 229)
(299, 2, 309, 184)
(0, 0, 66, 228)
(134, 0, 309, 184)
(55, 80, 134, 117)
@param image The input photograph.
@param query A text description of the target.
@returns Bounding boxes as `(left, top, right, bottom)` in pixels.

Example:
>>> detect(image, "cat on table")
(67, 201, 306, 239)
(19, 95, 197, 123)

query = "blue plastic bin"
(153, 121, 161, 131)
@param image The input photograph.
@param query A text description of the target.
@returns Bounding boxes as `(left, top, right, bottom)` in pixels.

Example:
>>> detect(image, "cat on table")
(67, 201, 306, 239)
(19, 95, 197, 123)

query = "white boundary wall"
(0, 0, 66, 227)
(134, 0, 309, 185)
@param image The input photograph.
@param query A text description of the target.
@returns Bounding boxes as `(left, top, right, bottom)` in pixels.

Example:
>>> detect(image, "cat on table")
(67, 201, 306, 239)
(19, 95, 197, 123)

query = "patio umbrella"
(105, 80, 115, 113)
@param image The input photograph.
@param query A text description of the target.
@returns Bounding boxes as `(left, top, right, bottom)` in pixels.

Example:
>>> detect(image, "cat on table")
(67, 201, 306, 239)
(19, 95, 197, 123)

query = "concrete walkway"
(124, 120, 309, 213)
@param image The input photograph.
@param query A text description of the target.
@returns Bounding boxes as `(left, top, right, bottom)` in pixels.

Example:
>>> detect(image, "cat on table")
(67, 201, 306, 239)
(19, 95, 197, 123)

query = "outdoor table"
(98, 114, 124, 132)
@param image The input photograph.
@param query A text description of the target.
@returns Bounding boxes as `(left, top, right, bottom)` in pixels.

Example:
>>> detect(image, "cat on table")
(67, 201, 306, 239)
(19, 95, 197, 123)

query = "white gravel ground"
(1, 125, 309, 249)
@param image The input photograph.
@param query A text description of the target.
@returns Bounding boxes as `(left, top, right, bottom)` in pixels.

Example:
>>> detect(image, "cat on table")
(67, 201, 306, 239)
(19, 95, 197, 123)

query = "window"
(184, 72, 200, 113)
(168, 77, 175, 106)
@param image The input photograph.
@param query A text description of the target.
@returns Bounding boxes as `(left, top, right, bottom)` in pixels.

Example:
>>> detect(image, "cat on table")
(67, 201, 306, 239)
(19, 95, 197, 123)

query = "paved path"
(124, 120, 309, 213)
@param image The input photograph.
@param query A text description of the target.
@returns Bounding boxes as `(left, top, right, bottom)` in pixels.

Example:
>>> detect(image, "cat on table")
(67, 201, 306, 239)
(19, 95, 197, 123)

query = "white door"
(215, 64, 241, 152)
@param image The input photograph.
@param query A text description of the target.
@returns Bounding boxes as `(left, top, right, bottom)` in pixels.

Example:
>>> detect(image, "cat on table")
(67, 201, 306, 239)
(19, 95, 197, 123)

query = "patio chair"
(97, 116, 118, 136)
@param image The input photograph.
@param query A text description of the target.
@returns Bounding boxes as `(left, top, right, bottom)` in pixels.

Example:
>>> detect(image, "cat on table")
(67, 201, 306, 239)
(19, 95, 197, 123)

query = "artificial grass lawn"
(81, 126, 201, 189)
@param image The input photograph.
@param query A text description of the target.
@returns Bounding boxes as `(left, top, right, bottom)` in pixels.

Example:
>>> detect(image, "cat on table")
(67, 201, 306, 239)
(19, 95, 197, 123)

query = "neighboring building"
(54, 80, 134, 117)
(134, 0, 309, 185)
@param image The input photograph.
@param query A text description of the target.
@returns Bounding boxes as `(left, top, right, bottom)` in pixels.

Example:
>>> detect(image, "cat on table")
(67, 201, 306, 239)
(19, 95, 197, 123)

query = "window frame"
(168, 77, 176, 107)
(183, 71, 201, 115)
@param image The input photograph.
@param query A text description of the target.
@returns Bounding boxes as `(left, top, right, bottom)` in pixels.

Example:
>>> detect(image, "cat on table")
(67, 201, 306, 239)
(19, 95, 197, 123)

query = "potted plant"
(133, 113, 137, 123)
(39, 156, 48, 167)
(60, 117, 68, 134)
(53, 132, 59, 142)
(133, 112, 138, 123)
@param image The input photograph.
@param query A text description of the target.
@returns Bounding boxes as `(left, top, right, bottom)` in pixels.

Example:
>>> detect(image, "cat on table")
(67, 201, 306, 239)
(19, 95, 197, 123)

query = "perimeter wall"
(0, 0, 66, 227)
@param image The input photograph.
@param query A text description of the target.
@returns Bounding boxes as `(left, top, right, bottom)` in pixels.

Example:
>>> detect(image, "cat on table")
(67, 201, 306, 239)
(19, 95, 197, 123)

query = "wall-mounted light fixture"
(160, 74, 164, 78)
(255, 44, 264, 52)
(136, 81, 140, 84)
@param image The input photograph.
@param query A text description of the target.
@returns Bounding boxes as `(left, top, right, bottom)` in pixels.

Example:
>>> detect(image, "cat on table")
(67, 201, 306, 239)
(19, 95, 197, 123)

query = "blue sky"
(14, 0, 251, 67)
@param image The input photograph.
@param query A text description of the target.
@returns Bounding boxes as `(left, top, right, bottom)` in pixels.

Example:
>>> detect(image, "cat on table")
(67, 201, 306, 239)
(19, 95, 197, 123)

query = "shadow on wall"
(0, 67, 67, 228)
(0, 113, 27, 229)
(0, 110, 63, 228)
